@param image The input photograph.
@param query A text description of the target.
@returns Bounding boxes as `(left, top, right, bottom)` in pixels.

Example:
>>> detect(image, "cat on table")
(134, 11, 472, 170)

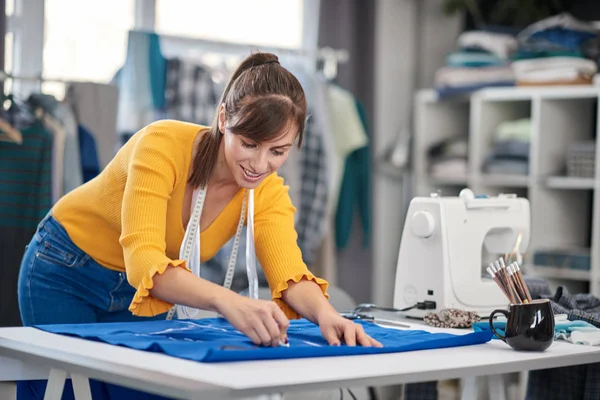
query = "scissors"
(341, 312, 411, 328)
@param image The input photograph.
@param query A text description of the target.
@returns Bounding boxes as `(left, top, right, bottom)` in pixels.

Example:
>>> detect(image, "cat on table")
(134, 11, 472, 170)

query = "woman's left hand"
(318, 311, 383, 347)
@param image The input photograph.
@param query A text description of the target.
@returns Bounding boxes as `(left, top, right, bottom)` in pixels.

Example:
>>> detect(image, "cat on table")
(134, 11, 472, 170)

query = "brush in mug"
(486, 258, 532, 304)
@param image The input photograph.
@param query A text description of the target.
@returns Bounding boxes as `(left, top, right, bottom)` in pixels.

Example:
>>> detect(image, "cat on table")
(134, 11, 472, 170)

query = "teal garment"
(335, 98, 371, 249)
(445, 51, 505, 68)
(472, 318, 597, 340)
(511, 50, 584, 61)
(148, 32, 167, 111)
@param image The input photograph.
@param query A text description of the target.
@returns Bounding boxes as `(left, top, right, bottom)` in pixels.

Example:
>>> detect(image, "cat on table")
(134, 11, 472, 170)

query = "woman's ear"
(218, 104, 226, 133)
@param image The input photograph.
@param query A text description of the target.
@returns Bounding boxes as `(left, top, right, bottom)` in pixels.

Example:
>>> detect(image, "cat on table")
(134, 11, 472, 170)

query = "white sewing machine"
(393, 188, 530, 318)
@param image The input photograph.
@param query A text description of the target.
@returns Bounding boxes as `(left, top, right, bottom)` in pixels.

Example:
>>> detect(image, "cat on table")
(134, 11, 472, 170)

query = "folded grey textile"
(524, 276, 600, 328)
(489, 140, 530, 159)
(483, 159, 529, 175)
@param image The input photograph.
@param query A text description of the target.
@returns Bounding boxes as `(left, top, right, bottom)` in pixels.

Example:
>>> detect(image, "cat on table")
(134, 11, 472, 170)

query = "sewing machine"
(393, 188, 530, 318)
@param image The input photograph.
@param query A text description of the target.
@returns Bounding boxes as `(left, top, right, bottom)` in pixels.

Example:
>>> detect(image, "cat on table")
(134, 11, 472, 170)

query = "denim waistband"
(35, 211, 80, 250)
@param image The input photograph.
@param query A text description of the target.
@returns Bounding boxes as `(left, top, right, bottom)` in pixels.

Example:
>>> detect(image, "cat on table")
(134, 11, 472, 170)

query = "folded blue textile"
(36, 318, 492, 363)
(473, 318, 597, 340)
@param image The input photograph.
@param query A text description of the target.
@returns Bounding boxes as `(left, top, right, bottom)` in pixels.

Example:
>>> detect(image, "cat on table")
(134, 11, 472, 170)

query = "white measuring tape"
(166, 186, 259, 321)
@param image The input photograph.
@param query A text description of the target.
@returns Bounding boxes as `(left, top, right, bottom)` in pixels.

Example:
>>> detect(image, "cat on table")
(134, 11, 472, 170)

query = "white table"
(0, 322, 599, 400)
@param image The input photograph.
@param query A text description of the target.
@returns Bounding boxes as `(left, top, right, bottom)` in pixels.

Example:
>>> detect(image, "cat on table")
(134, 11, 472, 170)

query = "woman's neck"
(210, 139, 237, 188)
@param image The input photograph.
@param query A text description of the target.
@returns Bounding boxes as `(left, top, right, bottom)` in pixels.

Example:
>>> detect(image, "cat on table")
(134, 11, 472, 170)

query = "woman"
(18, 52, 381, 349)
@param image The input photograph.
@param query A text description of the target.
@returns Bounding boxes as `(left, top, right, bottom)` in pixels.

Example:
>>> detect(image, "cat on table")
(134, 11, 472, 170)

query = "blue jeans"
(17, 213, 171, 400)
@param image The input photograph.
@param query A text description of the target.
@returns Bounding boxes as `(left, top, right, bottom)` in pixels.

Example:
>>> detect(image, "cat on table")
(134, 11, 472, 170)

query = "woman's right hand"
(216, 293, 290, 347)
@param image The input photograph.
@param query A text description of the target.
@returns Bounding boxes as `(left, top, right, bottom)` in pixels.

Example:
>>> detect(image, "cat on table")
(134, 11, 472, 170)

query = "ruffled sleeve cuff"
(272, 272, 330, 320)
(128, 259, 190, 317)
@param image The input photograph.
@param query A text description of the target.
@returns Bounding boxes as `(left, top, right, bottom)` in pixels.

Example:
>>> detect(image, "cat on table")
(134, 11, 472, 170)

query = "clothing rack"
(0, 71, 84, 83)
(138, 30, 349, 80)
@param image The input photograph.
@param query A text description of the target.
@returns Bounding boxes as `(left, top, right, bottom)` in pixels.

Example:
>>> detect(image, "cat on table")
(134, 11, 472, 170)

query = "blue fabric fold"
(473, 318, 598, 340)
(36, 318, 492, 363)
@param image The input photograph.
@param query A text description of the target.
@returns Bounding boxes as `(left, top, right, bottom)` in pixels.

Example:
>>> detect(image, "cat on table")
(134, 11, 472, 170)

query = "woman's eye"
(241, 141, 256, 149)
(272, 150, 284, 156)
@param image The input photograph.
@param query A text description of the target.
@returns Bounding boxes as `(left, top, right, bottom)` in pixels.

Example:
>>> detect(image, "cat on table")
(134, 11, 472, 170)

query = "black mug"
(489, 299, 555, 351)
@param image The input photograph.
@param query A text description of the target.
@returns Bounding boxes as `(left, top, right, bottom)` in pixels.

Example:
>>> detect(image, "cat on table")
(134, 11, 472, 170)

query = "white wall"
(372, 0, 462, 306)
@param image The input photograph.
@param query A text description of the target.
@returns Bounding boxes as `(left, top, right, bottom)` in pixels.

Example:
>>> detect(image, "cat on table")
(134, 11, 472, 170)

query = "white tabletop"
(0, 323, 599, 399)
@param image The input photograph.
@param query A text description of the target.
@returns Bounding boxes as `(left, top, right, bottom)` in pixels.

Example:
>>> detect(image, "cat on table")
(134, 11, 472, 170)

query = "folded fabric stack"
(473, 315, 600, 346)
(435, 31, 517, 98)
(427, 136, 469, 181)
(512, 13, 599, 86)
(482, 118, 531, 175)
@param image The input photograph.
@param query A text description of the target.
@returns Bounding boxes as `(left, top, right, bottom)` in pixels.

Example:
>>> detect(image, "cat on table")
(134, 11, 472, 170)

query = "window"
(42, 0, 135, 98)
(155, 0, 304, 49)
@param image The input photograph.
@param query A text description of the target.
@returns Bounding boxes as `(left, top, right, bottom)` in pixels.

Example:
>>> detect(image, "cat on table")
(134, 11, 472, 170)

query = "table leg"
(43, 369, 67, 400)
(71, 373, 92, 400)
(460, 377, 477, 400)
(487, 375, 506, 400)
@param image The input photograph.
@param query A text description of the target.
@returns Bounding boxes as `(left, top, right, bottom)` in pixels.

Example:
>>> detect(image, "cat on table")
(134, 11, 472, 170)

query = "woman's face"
(219, 107, 296, 189)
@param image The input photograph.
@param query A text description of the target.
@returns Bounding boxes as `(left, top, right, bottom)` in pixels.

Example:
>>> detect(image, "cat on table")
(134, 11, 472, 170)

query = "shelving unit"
(413, 86, 600, 296)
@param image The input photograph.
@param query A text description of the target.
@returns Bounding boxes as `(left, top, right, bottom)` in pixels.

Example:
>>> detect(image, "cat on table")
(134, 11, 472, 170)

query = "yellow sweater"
(52, 120, 328, 318)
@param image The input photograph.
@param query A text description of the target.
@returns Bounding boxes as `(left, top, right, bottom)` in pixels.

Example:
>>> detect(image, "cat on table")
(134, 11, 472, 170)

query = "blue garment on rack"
(36, 318, 492, 363)
(77, 125, 100, 182)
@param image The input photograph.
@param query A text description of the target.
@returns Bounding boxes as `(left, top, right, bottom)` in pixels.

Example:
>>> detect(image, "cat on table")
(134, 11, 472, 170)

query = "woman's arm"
(254, 174, 381, 347)
(280, 278, 335, 324)
(282, 279, 381, 347)
(151, 267, 289, 347)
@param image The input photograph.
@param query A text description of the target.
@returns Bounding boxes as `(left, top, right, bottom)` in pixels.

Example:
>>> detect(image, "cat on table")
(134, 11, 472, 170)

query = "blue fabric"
(77, 125, 100, 182)
(36, 318, 492, 363)
(527, 28, 597, 52)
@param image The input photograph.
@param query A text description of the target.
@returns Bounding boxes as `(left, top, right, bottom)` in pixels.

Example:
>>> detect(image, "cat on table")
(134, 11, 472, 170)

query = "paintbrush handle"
(517, 269, 533, 303)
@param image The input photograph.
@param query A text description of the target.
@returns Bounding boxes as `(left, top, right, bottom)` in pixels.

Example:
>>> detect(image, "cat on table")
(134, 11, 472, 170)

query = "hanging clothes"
(113, 31, 164, 139)
(42, 113, 66, 203)
(325, 84, 369, 211)
(28, 94, 83, 198)
(164, 58, 219, 126)
(296, 111, 330, 266)
(78, 125, 100, 182)
(65, 82, 119, 171)
(54, 102, 84, 195)
(0, 121, 53, 327)
(335, 98, 371, 249)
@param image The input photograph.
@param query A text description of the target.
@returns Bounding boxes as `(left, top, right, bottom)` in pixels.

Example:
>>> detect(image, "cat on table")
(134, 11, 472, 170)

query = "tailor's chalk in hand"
(279, 332, 289, 347)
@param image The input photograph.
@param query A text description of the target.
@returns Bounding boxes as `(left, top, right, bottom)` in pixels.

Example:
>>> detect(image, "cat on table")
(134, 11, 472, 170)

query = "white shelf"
(413, 85, 600, 296)
(527, 265, 591, 281)
(478, 174, 529, 188)
(473, 86, 600, 102)
(546, 176, 596, 190)
(428, 176, 468, 186)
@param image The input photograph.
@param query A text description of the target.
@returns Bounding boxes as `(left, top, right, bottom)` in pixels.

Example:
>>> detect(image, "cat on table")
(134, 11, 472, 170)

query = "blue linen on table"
(35, 318, 492, 363)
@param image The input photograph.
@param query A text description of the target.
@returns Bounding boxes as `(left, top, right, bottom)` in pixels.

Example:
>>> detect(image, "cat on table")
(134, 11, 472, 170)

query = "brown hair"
(189, 52, 307, 188)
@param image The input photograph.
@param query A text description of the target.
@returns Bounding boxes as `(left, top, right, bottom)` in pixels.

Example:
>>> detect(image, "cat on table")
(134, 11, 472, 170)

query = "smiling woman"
(17, 51, 382, 355)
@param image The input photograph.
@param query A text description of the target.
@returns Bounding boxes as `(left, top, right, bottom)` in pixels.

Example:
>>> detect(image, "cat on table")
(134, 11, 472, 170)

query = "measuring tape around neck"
(166, 186, 258, 321)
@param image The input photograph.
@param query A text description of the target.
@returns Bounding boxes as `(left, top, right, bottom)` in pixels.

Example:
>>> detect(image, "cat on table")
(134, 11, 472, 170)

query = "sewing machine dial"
(410, 211, 436, 238)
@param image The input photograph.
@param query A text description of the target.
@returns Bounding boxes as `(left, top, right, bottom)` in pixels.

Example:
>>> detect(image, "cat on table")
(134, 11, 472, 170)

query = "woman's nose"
(252, 151, 269, 172)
